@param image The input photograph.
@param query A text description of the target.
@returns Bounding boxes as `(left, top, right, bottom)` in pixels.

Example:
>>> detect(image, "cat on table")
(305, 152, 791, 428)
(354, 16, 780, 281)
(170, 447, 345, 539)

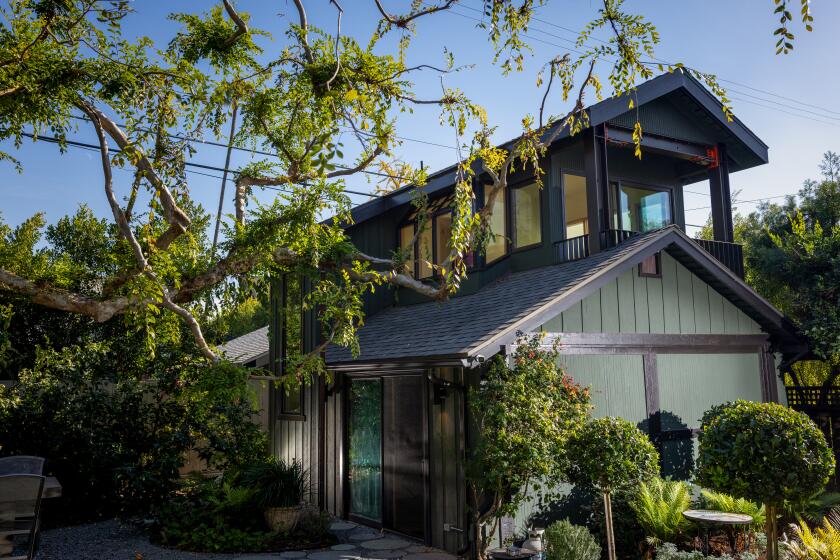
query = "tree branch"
(323, 0, 344, 89)
(372, 0, 457, 28)
(221, 0, 248, 49)
(292, 0, 315, 64)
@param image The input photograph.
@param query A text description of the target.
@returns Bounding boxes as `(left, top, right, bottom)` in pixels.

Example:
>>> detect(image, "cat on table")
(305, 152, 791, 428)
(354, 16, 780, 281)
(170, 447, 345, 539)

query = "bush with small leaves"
(544, 519, 601, 560)
(565, 417, 659, 560)
(696, 400, 835, 560)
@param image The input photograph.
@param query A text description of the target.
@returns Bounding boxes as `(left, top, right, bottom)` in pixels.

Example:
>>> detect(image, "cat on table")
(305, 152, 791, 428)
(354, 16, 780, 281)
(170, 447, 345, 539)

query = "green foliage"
(151, 474, 333, 553)
(241, 458, 308, 509)
(696, 400, 834, 507)
(700, 489, 765, 529)
(654, 543, 758, 560)
(0, 341, 266, 524)
(782, 511, 840, 560)
(631, 478, 694, 546)
(466, 335, 591, 554)
(544, 519, 601, 560)
(564, 417, 659, 493)
(784, 490, 840, 525)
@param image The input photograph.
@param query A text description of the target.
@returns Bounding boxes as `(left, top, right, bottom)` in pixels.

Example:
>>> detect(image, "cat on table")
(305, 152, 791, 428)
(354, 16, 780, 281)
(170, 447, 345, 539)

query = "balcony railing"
(552, 229, 746, 278)
(553, 234, 590, 263)
(694, 238, 745, 279)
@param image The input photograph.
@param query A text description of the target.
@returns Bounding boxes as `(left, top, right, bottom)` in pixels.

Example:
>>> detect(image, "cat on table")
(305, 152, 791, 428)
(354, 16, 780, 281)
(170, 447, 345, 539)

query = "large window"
(617, 184, 672, 232)
(399, 212, 452, 279)
(484, 185, 507, 262)
(563, 173, 588, 238)
(512, 182, 541, 248)
(279, 274, 304, 417)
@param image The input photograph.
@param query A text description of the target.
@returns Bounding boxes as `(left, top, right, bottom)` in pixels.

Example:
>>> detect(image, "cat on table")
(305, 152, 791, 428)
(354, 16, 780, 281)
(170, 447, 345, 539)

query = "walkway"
(36, 519, 458, 560)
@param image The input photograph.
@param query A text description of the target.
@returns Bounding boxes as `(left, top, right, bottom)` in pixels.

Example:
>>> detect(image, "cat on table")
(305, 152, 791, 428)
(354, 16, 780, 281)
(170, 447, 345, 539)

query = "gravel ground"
(36, 519, 457, 560)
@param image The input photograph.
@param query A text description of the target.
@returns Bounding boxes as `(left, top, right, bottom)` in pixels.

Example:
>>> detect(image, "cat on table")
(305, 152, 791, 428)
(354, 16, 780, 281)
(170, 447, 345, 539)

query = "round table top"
(682, 509, 753, 525)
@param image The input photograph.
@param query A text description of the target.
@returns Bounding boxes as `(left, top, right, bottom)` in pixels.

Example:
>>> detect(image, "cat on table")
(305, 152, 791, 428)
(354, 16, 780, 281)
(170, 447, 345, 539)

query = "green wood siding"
(657, 353, 763, 430)
(542, 253, 762, 335)
(556, 354, 648, 425)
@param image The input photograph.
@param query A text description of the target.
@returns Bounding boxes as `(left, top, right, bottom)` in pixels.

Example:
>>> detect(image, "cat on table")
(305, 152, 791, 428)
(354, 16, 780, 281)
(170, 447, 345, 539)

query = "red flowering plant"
(466, 333, 591, 560)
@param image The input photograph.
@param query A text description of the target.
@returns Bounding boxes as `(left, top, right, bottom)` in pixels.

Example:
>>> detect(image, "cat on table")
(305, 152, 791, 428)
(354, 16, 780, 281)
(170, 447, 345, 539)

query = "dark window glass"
(348, 379, 382, 521)
(280, 275, 304, 416)
(435, 213, 452, 269)
(484, 186, 507, 262)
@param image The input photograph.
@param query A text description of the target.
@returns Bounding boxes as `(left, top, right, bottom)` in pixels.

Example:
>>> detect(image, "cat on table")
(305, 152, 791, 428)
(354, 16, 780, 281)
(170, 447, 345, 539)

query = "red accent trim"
(707, 145, 720, 168)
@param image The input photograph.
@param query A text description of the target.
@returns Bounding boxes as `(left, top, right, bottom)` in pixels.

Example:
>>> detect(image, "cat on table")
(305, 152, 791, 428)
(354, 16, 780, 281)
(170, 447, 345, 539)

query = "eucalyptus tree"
(0, 0, 817, 374)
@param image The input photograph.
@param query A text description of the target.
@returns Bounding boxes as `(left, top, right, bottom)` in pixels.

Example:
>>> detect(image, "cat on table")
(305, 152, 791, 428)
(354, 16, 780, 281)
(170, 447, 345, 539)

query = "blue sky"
(3, 0, 839, 238)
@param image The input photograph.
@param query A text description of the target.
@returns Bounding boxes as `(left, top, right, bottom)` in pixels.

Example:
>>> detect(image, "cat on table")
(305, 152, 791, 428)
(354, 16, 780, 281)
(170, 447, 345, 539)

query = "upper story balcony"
(554, 229, 745, 279)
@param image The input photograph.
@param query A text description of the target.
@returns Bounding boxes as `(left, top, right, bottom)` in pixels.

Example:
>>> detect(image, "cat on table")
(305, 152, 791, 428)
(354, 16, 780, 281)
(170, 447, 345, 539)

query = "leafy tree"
(696, 400, 835, 560)
(466, 335, 591, 560)
(564, 417, 659, 560)
(698, 151, 840, 387)
(0, 0, 811, 373)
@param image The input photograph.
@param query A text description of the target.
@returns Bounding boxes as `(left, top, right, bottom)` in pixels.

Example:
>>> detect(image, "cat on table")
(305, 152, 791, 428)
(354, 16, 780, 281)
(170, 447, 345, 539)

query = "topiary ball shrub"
(564, 417, 659, 560)
(696, 400, 835, 560)
(544, 519, 601, 560)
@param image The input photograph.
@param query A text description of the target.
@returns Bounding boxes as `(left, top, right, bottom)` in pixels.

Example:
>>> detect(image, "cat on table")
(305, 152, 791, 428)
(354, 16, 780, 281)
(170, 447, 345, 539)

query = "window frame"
(638, 252, 662, 278)
(277, 274, 306, 421)
(612, 179, 676, 233)
(510, 179, 544, 252)
(397, 208, 460, 280)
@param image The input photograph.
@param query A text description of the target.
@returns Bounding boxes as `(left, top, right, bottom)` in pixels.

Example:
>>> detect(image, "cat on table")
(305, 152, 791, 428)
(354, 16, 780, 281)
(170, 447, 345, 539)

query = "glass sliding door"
(348, 379, 382, 522)
(617, 184, 672, 232)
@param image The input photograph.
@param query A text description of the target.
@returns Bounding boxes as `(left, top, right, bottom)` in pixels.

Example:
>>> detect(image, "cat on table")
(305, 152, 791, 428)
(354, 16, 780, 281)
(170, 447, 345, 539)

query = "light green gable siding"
(542, 253, 762, 335)
(657, 353, 763, 430)
(556, 354, 648, 425)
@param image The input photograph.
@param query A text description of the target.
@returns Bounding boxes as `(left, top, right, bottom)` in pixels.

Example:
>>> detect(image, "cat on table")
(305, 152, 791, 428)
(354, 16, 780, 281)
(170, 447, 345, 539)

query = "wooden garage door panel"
(556, 354, 647, 426)
(657, 353, 762, 430)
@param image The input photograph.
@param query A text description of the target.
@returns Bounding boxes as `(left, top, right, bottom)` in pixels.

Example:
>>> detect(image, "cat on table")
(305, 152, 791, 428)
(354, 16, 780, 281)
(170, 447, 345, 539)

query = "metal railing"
(694, 238, 745, 279)
(553, 234, 590, 263)
(787, 386, 840, 411)
(551, 229, 746, 280)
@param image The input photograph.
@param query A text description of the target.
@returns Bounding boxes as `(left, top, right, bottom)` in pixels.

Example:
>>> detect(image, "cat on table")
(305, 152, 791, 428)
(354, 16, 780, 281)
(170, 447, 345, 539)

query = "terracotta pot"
(264, 505, 302, 532)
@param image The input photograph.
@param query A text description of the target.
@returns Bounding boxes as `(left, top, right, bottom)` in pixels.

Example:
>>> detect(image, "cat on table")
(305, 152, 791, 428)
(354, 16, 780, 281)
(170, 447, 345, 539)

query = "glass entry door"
(346, 375, 428, 540)
(348, 379, 383, 522)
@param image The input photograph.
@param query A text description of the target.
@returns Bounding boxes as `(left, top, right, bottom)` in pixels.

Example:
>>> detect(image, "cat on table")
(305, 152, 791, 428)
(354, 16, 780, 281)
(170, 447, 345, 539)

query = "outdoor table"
(682, 509, 753, 556)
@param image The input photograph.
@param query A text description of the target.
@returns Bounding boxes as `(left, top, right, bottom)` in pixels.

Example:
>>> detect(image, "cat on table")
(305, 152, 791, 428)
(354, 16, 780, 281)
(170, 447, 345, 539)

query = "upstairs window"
(399, 211, 453, 279)
(512, 182, 542, 248)
(617, 184, 672, 232)
(484, 185, 507, 263)
(563, 173, 588, 238)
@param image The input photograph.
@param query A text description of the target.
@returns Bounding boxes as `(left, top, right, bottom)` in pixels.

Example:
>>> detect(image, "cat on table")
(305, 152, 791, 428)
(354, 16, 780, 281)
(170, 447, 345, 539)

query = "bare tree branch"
(292, 0, 315, 64)
(372, 0, 457, 28)
(221, 0, 248, 49)
(323, 0, 344, 89)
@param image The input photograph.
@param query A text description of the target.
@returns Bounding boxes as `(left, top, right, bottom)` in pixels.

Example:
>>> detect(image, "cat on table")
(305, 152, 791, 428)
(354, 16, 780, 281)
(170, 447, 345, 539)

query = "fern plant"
(701, 489, 766, 529)
(544, 519, 601, 560)
(630, 477, 693, 546)
(782, 509, 840, 560)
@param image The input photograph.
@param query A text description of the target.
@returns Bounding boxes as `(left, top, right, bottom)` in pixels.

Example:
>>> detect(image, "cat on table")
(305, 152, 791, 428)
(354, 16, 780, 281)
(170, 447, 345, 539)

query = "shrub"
(631, 477, 693, 546)
(544, 519, 601, 560)
(466, 335, 591, 560)
(696, 400, 835, 560)
(241, 458, 308, 508)
(565, 417, 659, 560)
(782, 510, 840, 560)
(0, 342, 267, 524)
(700, 489, 765, 529)
(151, 475, 333, 553)
(654, 543, 757, 560)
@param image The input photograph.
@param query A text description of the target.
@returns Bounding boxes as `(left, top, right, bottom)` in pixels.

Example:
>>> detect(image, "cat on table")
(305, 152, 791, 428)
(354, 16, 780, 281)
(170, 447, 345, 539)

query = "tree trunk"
(765, 503, 778, 560)
(470, 511, 484, 560)
(603, 489, 617, 560)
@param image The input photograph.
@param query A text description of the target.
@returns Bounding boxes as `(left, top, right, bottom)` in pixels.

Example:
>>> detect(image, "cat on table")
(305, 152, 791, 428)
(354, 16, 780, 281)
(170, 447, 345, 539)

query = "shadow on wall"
(525, 411, 695, 533)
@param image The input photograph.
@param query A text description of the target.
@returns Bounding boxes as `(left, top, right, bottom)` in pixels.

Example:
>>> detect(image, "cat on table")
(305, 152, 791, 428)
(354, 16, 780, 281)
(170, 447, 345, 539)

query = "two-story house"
(267, 72, 805, 553)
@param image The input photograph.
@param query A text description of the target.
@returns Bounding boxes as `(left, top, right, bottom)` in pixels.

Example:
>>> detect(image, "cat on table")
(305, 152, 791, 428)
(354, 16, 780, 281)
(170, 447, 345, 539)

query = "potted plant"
(242, 457, 309, 532)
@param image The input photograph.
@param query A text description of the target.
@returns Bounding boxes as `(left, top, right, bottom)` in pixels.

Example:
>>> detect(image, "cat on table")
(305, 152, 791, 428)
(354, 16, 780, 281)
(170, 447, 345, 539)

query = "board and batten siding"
(272, 380, 322, 506)
(542, 252, 762, 336)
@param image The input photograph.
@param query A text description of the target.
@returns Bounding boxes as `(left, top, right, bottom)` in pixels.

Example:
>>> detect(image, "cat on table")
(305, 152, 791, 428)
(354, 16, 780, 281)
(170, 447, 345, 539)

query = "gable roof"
(217, 325, 269, 364)
(348, 72, 768, 226)
(326, 227, 803, 367)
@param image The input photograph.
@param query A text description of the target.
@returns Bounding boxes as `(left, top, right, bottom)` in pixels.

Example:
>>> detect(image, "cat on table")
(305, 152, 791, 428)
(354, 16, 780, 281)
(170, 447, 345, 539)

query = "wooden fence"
(787, 386, 840, 490)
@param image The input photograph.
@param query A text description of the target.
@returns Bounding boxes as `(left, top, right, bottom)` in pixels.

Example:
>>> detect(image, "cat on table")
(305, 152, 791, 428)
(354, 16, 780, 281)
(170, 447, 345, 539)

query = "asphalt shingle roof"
(217, 325, 269, 364)
(327, 229, 666, 365)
